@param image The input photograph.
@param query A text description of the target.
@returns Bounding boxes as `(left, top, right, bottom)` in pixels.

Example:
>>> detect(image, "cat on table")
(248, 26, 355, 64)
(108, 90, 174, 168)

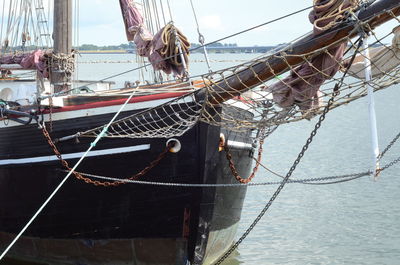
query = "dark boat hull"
(0, 104, 253, 265)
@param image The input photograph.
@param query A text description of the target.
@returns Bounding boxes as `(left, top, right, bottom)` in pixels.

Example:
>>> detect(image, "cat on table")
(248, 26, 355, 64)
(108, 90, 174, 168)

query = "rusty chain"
(60, 148, 400, 187)
(225, 136, 265, 184)
(214, 87, 340, 265)
(41, 126, 171, 187)
(213, 34, 366, 264)
(48, 96, 53, 132)
(380, 156, 400, 172)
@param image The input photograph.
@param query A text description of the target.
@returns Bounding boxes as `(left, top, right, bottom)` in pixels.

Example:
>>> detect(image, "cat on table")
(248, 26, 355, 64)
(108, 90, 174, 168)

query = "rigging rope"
(189, 0, 212, 73)
(37, 2, 315, 100)
(1, 1, 399, 262)
(0, 1, 5, 51)
(213, 34, 365, 264)
(38, 6, 308, 98)
(0, 79, 148, 262)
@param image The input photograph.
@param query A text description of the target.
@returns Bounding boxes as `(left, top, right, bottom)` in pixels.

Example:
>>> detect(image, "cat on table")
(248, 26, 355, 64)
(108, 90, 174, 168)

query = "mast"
(51, 0, 73, 93)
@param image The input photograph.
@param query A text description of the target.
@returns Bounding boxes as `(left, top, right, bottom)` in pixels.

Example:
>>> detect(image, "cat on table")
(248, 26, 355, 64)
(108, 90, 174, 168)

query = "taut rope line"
(0, 83, 143, 261)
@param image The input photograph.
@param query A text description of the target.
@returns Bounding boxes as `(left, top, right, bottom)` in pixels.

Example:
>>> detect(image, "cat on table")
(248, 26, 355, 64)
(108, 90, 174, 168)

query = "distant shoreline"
(78, 46, 276, 54)
(78, 50, 132, 54)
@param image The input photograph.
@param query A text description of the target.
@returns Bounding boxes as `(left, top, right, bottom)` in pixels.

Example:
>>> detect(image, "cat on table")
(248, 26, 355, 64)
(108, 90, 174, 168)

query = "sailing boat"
(0, 0, 399, 264)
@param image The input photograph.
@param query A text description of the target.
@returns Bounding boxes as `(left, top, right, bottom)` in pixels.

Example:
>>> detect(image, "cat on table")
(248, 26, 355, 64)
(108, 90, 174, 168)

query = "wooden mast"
(51, 0, 73, 93)
(206, 0, 400, 104)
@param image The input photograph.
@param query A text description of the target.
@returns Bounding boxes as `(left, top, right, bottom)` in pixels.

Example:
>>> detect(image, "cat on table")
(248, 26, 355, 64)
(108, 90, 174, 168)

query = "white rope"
(73, 0, 80, 89)
(362, 35, 380, 179)
(0, 87, 140, 261)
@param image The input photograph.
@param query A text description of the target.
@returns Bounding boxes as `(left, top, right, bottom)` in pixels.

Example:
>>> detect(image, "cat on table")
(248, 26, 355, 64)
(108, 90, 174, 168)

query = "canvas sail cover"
(119, 0, 190, 76)
(345, 26, 400, 79)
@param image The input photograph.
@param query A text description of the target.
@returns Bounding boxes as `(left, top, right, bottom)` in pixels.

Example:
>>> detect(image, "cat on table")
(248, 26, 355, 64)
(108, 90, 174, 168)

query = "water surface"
(79, 53, 400, 265)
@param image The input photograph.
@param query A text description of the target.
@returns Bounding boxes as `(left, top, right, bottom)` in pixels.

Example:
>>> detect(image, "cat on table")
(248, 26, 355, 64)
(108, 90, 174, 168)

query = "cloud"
(199, 15, 223, 30)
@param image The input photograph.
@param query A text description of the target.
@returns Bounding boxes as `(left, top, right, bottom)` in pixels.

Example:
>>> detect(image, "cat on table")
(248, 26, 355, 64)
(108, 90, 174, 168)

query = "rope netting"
(201, 21, 400, 132)
(78, 5, 400, 141)
(80, 90, 205, 139)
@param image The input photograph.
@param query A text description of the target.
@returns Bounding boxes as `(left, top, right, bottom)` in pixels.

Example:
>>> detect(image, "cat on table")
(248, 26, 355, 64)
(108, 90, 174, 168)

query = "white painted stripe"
(227, 140, 253, 150)
(0, 144, 150, 165)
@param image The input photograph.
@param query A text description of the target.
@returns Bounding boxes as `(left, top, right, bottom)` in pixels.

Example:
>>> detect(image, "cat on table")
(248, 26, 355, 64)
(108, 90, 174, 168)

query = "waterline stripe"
(0, 144, 150, 165)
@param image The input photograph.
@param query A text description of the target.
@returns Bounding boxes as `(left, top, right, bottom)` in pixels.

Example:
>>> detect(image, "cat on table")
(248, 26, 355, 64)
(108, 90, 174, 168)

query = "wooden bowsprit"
(205, 0, 400, 104)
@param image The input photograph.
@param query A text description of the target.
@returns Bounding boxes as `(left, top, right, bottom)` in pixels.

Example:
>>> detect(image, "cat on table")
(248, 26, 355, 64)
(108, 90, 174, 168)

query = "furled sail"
(264, 0, 358, 111)
(119, 0, 190, 76)
(0, 50, 49, 77)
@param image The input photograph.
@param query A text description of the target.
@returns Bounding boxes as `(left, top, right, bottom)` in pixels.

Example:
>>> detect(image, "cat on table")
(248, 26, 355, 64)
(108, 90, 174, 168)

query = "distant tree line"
(191, 42, 238, 48)
(4, 41, 382, 52)
(76, 42, 237, 51)
(76, 43, 135, 51)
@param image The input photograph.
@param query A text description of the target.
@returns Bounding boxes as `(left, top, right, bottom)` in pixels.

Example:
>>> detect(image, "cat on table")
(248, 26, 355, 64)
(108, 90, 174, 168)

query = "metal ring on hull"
(167, 138, 182, 153)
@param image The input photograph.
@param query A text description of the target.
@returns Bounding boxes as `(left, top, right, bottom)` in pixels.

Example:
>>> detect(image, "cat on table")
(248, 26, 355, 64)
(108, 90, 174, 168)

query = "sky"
(0, 0, 397, 47)
(76, 0, 313, 46)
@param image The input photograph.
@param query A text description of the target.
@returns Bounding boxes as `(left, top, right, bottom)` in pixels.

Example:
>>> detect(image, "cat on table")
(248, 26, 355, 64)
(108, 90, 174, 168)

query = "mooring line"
(0, 87, 139, 261)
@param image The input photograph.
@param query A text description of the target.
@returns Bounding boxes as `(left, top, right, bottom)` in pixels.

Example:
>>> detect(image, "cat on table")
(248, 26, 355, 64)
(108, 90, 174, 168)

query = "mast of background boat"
(51, 0, 72, 93)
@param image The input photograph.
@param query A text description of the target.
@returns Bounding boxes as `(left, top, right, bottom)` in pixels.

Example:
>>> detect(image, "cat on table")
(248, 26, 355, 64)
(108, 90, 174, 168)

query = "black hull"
(0, 106, 253, 265)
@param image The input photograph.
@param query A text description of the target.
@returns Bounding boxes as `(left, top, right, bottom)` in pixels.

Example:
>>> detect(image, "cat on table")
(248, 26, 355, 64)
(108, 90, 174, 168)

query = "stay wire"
(39, 5, 314, 100)
(190, 4, 314, 53)
(48, 0, 376, 100)
(189, 0, 201, 36)
(0, 1, 5, 51)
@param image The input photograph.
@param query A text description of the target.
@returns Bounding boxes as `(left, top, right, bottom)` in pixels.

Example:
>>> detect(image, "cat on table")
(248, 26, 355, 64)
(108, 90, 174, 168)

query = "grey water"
(78, 53, 400, 265)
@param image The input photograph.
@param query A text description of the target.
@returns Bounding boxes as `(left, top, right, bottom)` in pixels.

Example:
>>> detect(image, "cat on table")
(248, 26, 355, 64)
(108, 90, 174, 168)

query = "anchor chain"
(225, 136, 265, 184)
(214, 36, 367, 264)
(378, 156, 400, 173)
(214, 87, 339, 265)
(59, 148, 400, 188)
(41, 126, 171, 187)
(378, 131, 400, 160)
(48, 96, 53, 132)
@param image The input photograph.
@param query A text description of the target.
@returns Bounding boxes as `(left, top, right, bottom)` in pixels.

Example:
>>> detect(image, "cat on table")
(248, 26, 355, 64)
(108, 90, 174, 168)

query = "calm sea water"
(78, 53, 400, 265)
